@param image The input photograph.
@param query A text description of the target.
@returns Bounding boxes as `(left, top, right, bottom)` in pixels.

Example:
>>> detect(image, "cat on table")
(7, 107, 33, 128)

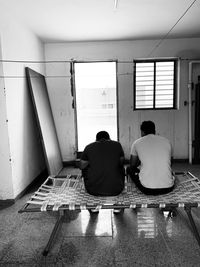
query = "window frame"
(133, 58, 178, 110)
(72, 60, 119, 152)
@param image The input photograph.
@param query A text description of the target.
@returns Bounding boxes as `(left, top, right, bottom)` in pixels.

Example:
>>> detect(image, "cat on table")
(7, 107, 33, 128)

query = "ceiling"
(1, 0, 200, 43)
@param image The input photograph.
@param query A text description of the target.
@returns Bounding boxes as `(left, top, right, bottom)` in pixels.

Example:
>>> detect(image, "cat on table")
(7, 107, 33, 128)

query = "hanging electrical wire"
(147, 0, 198, 57)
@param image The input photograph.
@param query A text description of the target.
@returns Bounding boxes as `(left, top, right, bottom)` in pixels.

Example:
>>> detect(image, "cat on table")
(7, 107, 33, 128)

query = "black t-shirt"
(81, 140, 125, 196)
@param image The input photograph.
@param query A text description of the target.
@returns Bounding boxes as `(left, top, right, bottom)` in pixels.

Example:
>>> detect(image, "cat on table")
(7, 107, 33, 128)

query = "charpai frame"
(19, 172, 200, 256)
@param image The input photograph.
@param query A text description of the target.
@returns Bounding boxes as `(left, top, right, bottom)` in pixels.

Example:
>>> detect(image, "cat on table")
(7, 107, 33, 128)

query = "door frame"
(71, 60, 119, 154)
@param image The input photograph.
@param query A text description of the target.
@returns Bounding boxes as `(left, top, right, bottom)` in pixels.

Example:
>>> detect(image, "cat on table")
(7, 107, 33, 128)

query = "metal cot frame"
(19, 172, 200, 256)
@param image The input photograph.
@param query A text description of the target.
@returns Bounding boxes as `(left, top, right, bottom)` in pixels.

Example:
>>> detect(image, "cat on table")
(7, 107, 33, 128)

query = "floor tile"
(56, 236, 114, 267)
(115, 260, 174, 267)
(112, 209, 176, 266)
(60, 209, 113, 237)
(0, 163, 200, 266)
(0, 212, 63, 265)
(164, 238, 200, 267)
(113, 238, 175, 266)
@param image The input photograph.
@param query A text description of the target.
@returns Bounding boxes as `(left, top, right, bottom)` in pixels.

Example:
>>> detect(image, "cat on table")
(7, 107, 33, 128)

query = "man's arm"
(119, 156, 125, 166)
(126, 154, 140, 177)
(79, 159, 89, 170)
(130, 155, 140, 168)
(117, 143, 125, 166)
(171, 143, 174, 166)
(78, 146, 89, 170)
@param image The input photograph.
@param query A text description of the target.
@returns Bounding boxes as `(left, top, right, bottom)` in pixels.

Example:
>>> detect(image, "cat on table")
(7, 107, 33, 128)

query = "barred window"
(133, 59, 177, 110)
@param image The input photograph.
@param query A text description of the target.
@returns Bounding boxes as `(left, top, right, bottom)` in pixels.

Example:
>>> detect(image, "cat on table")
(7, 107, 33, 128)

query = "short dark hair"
(96, 131, 110, 141)
(140, 121, 155, 135)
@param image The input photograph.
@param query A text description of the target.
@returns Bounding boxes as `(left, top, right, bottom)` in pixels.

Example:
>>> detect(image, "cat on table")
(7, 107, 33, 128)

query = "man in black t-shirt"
(79, 131, 125, 200)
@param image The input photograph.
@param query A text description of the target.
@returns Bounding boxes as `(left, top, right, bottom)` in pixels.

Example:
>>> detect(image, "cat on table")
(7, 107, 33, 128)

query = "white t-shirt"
(130, 134, 174, 189)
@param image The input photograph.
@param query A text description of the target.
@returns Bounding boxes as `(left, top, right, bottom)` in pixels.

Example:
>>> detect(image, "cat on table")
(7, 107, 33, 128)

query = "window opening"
(134, 59, 177, 110)
(74, 61, 118, 151)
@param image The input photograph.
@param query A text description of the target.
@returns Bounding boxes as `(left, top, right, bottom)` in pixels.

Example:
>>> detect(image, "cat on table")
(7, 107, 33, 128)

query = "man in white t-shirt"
(127, 121, 174, 195)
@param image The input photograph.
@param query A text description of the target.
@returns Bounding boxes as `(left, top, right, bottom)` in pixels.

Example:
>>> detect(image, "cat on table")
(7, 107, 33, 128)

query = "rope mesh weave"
(25, 172, 200, 211)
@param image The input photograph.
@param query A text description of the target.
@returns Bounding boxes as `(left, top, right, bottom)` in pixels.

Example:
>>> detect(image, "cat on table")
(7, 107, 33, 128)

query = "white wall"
(0, 10, 46, 199)
(45, 38, 200, 160)
(0, 38, 13, 199)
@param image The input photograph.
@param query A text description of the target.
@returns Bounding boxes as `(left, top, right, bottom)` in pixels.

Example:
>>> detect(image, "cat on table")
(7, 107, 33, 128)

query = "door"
(74, 61, 118, 151)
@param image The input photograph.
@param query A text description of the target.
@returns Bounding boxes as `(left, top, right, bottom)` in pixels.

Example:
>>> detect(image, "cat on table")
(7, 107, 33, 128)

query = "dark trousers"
(126, 166, 174, 195)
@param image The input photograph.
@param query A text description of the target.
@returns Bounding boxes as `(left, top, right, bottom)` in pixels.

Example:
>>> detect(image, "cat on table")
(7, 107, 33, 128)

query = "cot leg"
(42, 211, 64, 256)
(184, 207, 200, 247)
(167, 208, 177, 218)
(159, 208, 177, 219)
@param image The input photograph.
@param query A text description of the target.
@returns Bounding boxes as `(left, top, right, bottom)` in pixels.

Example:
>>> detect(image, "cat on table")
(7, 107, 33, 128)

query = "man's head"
(140, 121, 155, 136)
(96, 131, 110, 141)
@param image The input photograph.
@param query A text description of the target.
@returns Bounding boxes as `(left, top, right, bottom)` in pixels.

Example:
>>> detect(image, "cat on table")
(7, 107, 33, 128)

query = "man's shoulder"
(154, 134, 170, 143)
(132, 136, 144, 145)
(83, 141, 98, 150)
(109, 140, 121, 145)
(85, 140, 123, 150)
(110, 140, 124, 149)
(133, 134, 170, 145)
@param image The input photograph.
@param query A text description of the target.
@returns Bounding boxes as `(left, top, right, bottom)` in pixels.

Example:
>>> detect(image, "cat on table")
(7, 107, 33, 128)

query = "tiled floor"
(0, 163, 200, 266)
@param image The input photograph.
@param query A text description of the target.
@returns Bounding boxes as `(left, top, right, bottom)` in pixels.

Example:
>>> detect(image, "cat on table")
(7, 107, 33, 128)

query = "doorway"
(74, 61, 118, 151)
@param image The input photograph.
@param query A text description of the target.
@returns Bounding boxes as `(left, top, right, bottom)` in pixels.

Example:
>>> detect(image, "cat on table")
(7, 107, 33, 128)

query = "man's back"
(131, 134, 173, 189)
(81, 140, 125, 196)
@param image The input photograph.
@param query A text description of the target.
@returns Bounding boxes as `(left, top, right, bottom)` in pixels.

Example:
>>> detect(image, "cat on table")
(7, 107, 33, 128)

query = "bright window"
(74, 61, 118, 151)
(134, 59, 177, 109)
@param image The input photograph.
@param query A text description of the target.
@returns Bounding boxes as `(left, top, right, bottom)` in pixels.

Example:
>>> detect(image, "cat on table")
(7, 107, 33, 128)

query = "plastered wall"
(45, 38, 200, 160)
(0, 38, 13, 199)
(0, 9, 45, 199)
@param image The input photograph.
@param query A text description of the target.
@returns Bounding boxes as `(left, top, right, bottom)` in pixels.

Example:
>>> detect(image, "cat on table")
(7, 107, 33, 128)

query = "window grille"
(133, 59, 177, 110)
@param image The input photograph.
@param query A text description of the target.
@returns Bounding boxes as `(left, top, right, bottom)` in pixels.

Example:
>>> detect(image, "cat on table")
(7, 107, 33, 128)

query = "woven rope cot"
(21, 172, 200, 212)
(19, 171, 200, 256)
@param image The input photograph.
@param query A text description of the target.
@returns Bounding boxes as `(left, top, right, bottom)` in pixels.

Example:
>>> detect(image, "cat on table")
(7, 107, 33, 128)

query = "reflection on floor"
(0, 163, 200, 266)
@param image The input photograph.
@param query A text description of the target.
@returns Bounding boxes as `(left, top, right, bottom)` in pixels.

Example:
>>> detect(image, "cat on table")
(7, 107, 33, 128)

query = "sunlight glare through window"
(75, 62, 117, 151)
